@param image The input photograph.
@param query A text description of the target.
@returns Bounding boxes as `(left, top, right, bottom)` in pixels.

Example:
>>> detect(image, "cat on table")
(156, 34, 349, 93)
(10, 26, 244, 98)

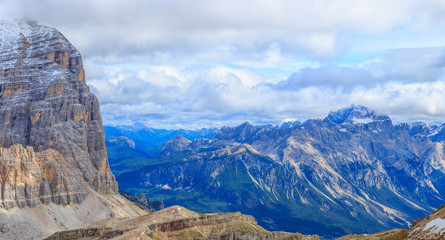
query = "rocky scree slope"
(118, 105, 445, 238)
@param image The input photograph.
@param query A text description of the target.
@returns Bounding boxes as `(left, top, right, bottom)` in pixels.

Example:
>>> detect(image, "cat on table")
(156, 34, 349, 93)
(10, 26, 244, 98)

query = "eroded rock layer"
(46, 206, 320, 240)
(0, 19, 117, 209)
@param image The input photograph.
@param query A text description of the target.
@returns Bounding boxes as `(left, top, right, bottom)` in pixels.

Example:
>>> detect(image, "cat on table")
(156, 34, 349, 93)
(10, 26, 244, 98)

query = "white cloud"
(88, 53, 445, 128)
(4, 0, 445, 60)
(137, 66, 187, 88)
(4, 0, 445, 128)
(276, 47, 445, 91)
(365, 47, 445, 83)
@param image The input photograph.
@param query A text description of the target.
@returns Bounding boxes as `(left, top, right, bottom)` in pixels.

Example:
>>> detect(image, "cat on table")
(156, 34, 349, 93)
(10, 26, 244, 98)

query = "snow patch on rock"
(423, 218, 445, 234)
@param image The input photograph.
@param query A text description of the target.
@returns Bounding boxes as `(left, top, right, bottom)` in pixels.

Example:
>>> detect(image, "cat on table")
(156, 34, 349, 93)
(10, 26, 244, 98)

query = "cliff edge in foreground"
(46, 205, 320, 240)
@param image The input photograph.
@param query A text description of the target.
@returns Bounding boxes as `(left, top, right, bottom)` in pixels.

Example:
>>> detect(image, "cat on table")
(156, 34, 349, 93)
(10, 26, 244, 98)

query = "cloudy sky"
(3, 0, 445, 129)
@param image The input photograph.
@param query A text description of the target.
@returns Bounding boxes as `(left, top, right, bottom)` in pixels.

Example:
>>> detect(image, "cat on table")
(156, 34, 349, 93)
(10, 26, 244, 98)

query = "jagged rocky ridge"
(395, 121, 445, 142)
(0, 19, 117, 209)
(118, 105, 445, 238)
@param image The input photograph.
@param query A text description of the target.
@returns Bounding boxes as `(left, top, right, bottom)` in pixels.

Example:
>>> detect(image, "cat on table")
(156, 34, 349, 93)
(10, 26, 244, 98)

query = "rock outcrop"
(157, 136, 192, 155)
(107, 136, 136, 149)
(0, 19, 132, 240)
(0, 19, 117, 209)
(407, 205, 445, 240)
(46, 205, 320, 240)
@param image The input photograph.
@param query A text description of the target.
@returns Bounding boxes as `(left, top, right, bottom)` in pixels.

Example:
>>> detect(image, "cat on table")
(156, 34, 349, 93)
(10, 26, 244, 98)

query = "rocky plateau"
(46, 205, 320, 240)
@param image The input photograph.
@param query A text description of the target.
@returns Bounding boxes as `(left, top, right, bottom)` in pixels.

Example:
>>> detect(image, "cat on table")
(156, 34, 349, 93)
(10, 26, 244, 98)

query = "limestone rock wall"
(0, 20, 117, 209)
(0, 145, 87, 209)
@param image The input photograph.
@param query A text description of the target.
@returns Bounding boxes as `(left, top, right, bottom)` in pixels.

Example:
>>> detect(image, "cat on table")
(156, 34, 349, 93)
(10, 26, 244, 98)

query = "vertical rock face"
(0, 20, 117, 209)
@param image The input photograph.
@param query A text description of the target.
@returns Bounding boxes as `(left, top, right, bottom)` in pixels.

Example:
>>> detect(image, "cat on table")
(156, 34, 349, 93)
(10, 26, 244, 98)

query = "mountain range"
(116, 105, 445, 239)
(103, 123, 218, 175)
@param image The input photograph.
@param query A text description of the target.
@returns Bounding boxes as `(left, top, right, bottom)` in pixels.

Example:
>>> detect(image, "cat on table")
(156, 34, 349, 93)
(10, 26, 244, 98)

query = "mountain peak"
(239, 121, 253, 128)
(395, 121, 431, 138)
(0, 19, 86, 85)
(281, 120, 302, 129)
(324, 105, 386, 125)
(215, 121, 261, 142)
(0, 19, 125, 239)
(0, 18, 117, 203)
(158, 136, 191, 155)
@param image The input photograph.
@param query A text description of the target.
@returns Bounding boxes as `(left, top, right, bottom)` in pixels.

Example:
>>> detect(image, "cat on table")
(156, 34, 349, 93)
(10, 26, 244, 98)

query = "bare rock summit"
(0, 19, 132, 240)
(0, 19, 118, 209)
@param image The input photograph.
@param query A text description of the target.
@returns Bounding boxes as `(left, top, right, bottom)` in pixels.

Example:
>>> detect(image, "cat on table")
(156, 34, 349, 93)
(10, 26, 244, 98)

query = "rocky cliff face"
(117, 105, 445, 238)
(0, 19, 117, 209)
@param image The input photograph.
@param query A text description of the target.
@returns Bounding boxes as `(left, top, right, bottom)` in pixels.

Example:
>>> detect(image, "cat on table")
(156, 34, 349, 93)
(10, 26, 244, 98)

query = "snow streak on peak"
(324, 105, 379, 125)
